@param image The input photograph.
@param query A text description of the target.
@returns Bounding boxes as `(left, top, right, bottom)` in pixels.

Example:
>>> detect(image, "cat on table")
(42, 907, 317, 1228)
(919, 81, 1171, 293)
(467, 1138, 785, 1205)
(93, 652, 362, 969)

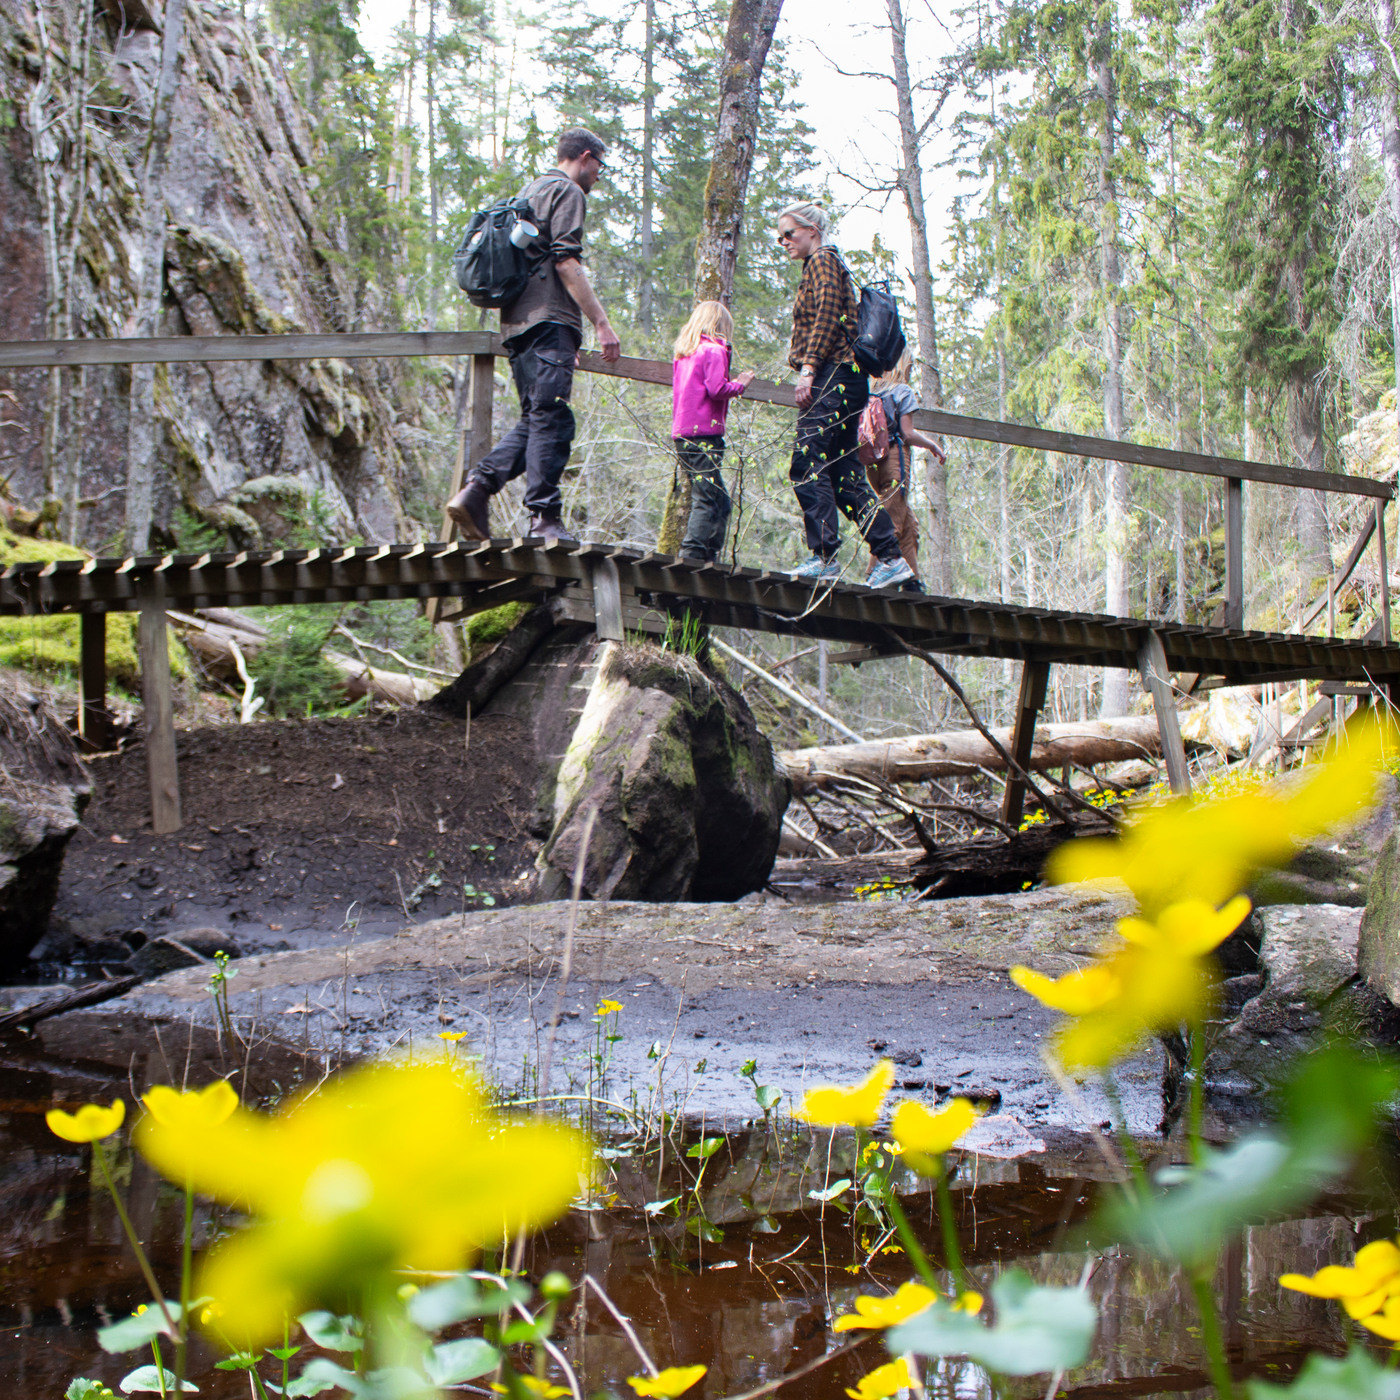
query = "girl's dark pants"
(790, 362, 899, 563)
(675, 435, 731, 561)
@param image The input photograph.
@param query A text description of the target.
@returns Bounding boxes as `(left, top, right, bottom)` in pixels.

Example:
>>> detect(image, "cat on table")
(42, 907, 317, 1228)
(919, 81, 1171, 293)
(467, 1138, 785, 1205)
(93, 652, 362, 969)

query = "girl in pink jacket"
(671, 301, 754, 562)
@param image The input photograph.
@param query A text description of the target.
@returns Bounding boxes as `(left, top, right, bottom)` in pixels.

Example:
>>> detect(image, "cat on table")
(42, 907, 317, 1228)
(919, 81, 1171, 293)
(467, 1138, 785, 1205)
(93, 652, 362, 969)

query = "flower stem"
(92, 1142, 176, 1336)
(1101, 1075, 1148, 1196)
(885, 1192, 940, 1292)
(175, 1181, 193, 1396)
(933, 1169, 968, 1294)
(1188, 1025, 1206, 1165)
(1188, 1268, 1235, 1400)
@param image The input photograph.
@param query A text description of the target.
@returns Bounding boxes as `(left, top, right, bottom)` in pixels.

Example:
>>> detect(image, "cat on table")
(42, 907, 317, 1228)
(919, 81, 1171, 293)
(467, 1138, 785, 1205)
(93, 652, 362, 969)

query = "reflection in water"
(0, 1018, 1371, 1398)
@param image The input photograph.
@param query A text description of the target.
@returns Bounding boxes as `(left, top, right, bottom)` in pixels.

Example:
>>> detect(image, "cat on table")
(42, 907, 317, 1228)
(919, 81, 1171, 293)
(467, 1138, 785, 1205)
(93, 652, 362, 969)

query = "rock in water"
(537, 641, 789, 902)
(0, 675, 91, 971)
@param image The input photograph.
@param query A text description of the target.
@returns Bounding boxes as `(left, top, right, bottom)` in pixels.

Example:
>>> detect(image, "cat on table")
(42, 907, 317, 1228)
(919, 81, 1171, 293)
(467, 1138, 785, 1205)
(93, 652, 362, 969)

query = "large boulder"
(537, 641, 789, 902)
(1358, 825, 1400, 1001)
(0, 673, 91, 971)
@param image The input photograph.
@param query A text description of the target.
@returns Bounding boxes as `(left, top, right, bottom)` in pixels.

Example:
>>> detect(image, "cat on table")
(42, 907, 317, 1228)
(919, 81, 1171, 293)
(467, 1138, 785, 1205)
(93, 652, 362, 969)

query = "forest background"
(5, 0, 1400, 744)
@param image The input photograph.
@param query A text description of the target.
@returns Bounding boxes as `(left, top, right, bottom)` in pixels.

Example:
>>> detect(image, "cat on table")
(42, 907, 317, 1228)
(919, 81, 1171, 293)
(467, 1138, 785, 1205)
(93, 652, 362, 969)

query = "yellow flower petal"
(47, 1099, 125, 1143)
(793, 1061, 896, 1129)
(438, 1032, 467, 1042)
(891, 1099, 980, 1163)
(954, 1290, 983, 1314)
(595, 999, 623, 1016)
(833, 1281, 937, 1331)
(627, 1364, 708, 1397)
(845, 1357, 915, 1400)
(1009, 964, 1120, 1015)
(142, 1082, 239, 1130)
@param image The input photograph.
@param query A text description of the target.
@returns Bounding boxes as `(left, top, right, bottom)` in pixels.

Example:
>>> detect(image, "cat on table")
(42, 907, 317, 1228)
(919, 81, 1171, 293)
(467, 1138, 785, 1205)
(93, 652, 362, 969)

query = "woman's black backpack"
(834, 251, 907, 377)
(452, 196, 540, 309)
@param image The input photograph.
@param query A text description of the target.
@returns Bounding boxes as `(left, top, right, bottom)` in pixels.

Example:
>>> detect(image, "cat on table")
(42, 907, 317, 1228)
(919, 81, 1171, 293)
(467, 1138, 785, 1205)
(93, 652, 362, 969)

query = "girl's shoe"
(867, 557, 914, 590)
(790, 555, 840, 581)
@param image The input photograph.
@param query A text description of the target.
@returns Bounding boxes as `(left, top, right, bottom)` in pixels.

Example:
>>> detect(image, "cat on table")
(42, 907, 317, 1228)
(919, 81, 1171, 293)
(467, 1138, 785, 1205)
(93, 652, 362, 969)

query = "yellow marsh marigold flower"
(133, 1057, 588, 1345)
(835, 1282, 982, 1332)
(1361, 1297, 1400, 1342)
(627, 1364, 708, 1397)
(845, 1357, 915, 1400)
(891, 1098, 981, 1174)
(47, 1099, 125, 1143)
(142, 1081, 239, 1130)
(794, 1061, 895, 1129)
(1046, 716, 1392, 918)
(1281, 1238, 1400, 1319)
(1010, 897, 1252, 1072)
(595, 998, 624, 1016)
(490, 1378, 571, 1398)
(438, 1031, 466, 1042)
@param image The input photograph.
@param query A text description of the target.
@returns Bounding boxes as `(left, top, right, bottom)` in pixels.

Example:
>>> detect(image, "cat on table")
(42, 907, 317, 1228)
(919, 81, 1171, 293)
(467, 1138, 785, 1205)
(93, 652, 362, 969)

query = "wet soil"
(0, 1013, 1368, 1399)
(45, 710, 542, 968)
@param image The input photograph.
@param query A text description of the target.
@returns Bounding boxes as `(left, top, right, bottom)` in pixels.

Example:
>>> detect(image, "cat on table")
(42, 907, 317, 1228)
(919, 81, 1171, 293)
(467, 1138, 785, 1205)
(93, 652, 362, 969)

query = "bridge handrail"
(0, 330, 1390, 502)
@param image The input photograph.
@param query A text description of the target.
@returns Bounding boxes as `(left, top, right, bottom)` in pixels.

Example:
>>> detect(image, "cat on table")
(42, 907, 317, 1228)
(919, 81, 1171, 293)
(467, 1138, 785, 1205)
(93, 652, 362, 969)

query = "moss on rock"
(465, 602, 533, 657)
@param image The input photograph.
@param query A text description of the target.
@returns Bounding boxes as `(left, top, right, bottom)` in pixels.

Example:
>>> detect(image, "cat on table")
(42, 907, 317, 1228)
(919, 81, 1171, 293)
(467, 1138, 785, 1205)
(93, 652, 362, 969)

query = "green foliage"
(246, 616, 346, 717)
(464, 601, 531, 656)
(1248, 1348, 1400, 1399)
(0, 613, 187, 688)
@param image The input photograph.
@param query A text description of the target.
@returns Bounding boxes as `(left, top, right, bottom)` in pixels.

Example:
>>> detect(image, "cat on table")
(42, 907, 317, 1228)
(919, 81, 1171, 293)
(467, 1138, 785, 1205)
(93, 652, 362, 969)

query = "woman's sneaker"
(867, 557, 914, 590)
(790, 555, 840, 581)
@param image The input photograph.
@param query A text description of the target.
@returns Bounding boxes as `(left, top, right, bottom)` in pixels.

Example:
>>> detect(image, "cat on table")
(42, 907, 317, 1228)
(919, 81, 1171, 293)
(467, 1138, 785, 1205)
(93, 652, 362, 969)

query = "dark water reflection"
(0, 1013, 1377, 1398)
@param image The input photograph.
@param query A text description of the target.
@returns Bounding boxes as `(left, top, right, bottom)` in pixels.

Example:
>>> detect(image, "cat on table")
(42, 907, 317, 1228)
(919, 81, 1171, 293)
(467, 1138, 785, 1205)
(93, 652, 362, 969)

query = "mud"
(44, 710, 542, 967)
(94, 888, 1175, 1134)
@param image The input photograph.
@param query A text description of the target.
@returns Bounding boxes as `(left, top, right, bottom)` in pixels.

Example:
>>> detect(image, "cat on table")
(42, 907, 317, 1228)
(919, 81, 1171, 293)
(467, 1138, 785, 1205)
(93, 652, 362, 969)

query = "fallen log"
(779, 715, 1165, 796)
(0, 973, 143, 1033)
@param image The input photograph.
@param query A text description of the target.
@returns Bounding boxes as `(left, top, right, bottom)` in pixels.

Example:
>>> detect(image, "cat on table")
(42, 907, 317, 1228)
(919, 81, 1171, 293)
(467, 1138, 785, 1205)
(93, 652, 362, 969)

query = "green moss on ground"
(465, 602, 532, 656)
(0, 529, 188, 685)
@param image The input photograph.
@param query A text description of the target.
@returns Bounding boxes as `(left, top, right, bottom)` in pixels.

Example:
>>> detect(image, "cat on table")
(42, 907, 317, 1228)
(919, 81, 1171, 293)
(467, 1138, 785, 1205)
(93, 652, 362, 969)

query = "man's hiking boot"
(528, 515, 578, 546)
(867, 557, 915, 590)
(446, 479, 491, 540)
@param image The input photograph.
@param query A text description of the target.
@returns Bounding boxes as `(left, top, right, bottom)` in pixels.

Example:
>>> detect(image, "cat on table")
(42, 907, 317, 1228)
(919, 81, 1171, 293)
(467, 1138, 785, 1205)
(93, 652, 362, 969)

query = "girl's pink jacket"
(671, 335, 747, 439)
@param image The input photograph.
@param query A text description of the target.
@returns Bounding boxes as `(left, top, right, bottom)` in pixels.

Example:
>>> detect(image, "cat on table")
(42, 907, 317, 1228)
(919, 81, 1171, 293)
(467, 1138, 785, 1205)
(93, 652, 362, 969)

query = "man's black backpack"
(835, 252, 907, 377)
(452, 196, 541, 309)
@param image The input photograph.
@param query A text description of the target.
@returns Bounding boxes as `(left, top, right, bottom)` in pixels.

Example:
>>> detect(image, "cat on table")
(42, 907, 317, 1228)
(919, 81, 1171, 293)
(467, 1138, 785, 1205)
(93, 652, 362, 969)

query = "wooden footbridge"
(2, 330, 1396, 835)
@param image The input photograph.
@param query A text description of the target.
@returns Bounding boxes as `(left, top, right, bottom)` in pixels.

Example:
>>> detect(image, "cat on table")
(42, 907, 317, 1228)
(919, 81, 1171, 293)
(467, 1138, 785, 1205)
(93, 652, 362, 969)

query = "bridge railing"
(0, 330, 1392, 639)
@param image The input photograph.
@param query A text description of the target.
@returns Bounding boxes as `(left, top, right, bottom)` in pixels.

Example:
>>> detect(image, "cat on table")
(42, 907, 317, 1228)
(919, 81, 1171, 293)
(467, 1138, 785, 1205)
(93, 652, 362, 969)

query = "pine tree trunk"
(123, 0, 188, 555)
(691, 0, 784, 305)
(426, 0, 439, 330)
(1378, 0, 1400, 594)
(1093, 13, 1130, 717)
(886, 0, 951, 592)
(639, 0, 656, 331)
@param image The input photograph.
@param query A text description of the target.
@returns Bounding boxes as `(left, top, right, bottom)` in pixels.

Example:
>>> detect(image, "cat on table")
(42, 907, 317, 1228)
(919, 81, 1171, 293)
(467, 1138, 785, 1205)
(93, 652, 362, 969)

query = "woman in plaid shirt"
(778, 202, 912, 590)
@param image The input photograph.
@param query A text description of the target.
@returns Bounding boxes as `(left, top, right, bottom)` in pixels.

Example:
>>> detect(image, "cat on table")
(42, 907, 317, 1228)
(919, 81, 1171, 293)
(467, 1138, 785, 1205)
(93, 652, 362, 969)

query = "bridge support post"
(1137, 630, 1191, 796)
(138, 596, 182, 834)
(589, 556, 624, 642)
(1377, 500, 1392, 643)
(428, 352, 496, 626)
(1225, 476, 1244, 630)
(78, 612, 113, 752)
(1000, 660, 1050, 830)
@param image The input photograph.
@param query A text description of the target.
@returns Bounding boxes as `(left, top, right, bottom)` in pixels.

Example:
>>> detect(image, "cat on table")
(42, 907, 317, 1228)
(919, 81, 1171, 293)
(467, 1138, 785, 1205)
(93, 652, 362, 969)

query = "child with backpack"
(670, 301, 755, 562)
(858, 349, 946, 589)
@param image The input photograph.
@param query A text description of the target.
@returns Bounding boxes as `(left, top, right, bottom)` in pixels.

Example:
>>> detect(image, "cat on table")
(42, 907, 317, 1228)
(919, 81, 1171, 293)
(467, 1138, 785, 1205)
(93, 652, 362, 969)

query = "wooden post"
(1377, 499, 1392, 644)
(78, 611, 112, 751)
(589, 556, 624, 642)
(1225, 475, 1243, 630)
(138, 600, 181, 833)
(1137, 629, 1191, 796)
(1000, 659, 1050, 829)
(428, 352, 496, 625)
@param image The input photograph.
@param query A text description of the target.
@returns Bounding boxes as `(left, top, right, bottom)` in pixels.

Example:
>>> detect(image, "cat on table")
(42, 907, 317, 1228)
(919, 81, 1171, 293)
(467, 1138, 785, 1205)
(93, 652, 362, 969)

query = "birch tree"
(124, 0, 189, 555)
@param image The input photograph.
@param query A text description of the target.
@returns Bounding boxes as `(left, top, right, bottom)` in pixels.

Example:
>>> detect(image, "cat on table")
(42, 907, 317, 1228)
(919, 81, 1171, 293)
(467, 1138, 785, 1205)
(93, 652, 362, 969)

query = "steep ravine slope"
(0, 0, 435, 548)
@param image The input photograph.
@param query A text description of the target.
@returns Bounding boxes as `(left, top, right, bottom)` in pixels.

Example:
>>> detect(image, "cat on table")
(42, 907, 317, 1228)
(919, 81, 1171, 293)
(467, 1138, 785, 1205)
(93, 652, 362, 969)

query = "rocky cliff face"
(0, 0, 437, 549)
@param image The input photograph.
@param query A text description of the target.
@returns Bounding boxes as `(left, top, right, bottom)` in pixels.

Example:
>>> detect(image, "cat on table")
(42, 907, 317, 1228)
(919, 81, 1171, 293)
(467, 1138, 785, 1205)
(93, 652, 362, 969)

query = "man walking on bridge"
(447, 128, 622, 545)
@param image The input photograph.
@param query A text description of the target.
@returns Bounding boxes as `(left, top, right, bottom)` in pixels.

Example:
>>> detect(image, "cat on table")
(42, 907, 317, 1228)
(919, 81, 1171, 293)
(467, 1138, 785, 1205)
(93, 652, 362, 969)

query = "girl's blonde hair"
(673, 301, 734, 359)
(873, 348, 914, 392)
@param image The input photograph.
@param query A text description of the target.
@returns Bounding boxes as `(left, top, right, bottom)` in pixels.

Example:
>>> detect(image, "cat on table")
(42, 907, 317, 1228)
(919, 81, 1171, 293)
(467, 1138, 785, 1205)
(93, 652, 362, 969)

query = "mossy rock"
(0, 526, 85, 567)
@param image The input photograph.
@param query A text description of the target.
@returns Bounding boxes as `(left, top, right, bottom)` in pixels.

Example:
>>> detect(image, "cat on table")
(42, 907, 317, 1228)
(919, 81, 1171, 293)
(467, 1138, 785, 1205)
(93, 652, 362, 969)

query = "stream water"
(0, 1016, 1379, 1400)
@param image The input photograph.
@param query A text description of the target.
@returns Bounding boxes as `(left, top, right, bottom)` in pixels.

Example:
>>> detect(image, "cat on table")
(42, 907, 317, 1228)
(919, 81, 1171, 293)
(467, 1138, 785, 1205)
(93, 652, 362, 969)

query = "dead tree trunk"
(1094, 11, 1130, 716)
(886, 0, 953, 593)
(1381, 0, 1400, 590)
(124, 0, 189, 555)
(638, 0, 656, 331)
(779, 714, 1165, 795)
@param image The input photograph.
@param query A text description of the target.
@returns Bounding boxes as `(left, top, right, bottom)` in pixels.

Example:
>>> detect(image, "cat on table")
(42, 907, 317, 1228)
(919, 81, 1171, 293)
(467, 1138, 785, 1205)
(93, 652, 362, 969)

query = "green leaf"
(1247, 1347, 1400, 1399)
(118, 1366, 199, 1394)
(685, 1216, 724, 1242)
(500, 1318, 549, 1345)
(754, 1085, 782, 1112)
(99, 1303, 186, 1353)
(424, 1339, 500, 1386)
(406, 1274, 525, 1331)
(267, 1345, 302, 1361)
(686, 1136, 724, 1160)
(808, 1177, 852, 1202)
(890, 1268, 1097, 1377)
(751, 1216, 782, 1234)
(287, 1358, 358, 1397)
(740, 1059, 758, 1079)
(297, 1312, 364, 1353)
(67, 1382, 117, 1400)
(644, 1196, 681, 1215)
(215, 1353, 263, 1371)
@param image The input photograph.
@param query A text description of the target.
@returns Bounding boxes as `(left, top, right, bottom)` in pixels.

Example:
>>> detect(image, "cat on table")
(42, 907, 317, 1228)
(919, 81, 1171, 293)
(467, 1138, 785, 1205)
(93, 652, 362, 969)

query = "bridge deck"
(6, 538, 1397, 686)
